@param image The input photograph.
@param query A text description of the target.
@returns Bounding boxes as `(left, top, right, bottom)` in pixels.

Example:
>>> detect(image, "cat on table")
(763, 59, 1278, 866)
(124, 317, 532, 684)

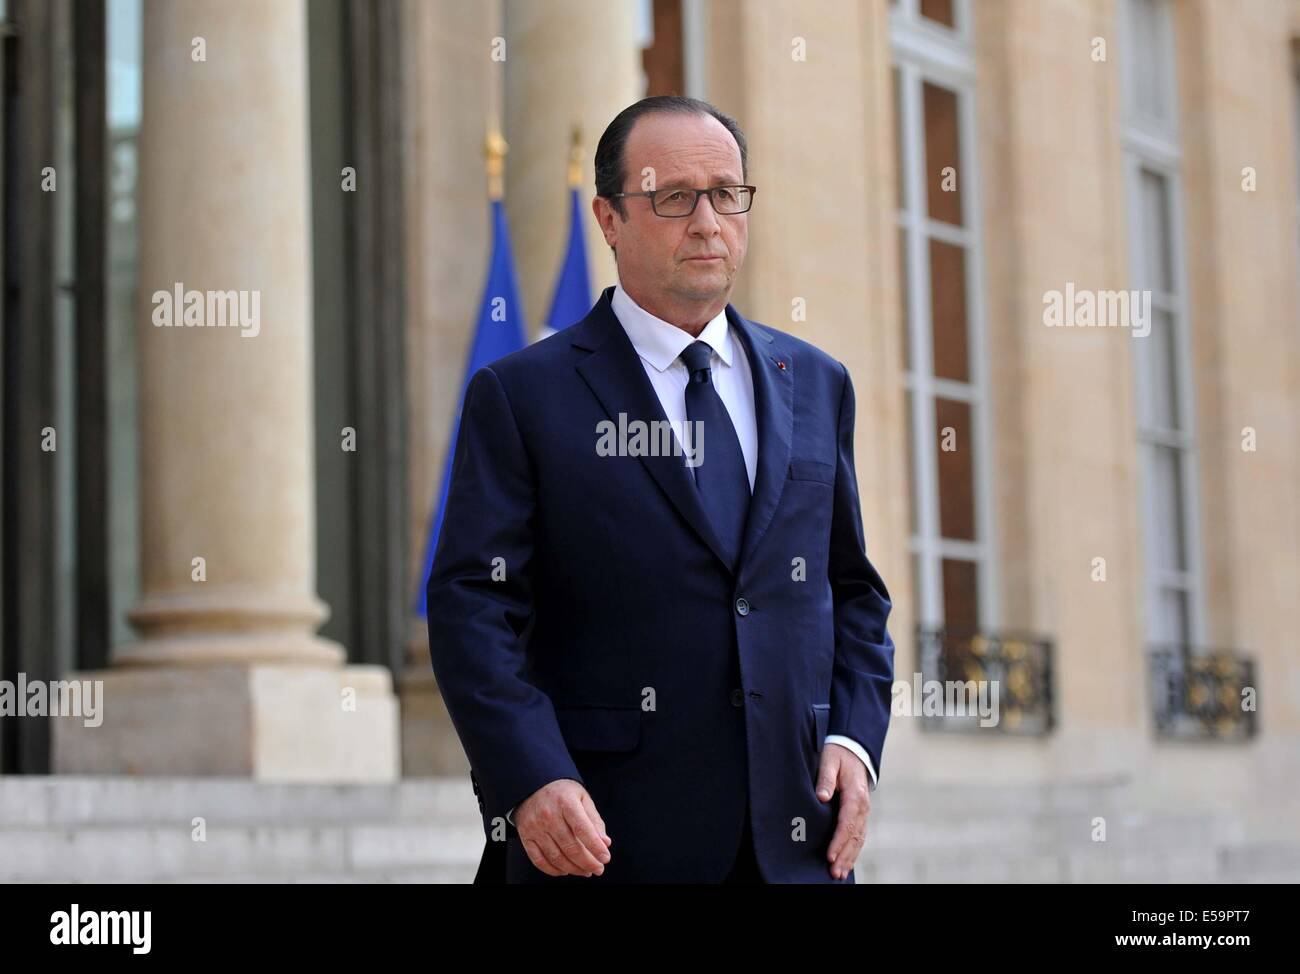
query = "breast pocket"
(783, 460, 835, 565)
(788, 458, 835, 485)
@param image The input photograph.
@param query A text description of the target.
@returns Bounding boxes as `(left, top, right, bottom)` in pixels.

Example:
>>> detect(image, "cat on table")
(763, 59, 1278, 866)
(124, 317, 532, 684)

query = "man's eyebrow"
(657, 174, 743, 189)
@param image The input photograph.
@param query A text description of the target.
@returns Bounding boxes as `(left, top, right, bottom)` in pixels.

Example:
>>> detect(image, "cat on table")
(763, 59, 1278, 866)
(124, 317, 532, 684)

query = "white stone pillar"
(54, 0, 398, 782)
(398, 0, 502, 776)
(503, 0, 642, 330)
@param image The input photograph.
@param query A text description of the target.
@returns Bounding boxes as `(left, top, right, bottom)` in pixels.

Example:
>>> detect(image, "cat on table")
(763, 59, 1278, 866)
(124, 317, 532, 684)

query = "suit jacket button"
(730, 688, 745, 707)
(735, 597, 750, 616)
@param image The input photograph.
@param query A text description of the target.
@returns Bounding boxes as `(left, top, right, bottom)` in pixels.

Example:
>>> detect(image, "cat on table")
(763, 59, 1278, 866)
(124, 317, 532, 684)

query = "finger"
(826, 802, 855, 864)
(815, 750, 839, 802)
(536, 830, 589, 877)
(832, 815, 866, 879)
(580, 791, 612, 846)
(561, 801, 611, 871)
(828, 793, 869, 878)
(826, 783, 868, 860)
(522, 835, 564, 877)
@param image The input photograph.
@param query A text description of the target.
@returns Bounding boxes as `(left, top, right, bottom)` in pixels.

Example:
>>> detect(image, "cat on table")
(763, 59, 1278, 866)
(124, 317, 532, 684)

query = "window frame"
(891, 0, 999, 634)
(1119, 0, 1207, 651)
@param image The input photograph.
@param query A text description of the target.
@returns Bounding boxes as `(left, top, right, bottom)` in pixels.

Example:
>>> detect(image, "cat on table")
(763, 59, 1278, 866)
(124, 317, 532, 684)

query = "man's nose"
(687, 192, 722, 233)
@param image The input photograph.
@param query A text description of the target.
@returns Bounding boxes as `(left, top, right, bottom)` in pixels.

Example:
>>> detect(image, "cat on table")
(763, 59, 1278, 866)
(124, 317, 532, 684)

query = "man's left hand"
(815, 742, 870, 880)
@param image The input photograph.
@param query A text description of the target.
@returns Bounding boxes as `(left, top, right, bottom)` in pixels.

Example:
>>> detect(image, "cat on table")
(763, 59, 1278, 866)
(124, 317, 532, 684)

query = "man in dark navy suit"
(426, 96, 895, 884)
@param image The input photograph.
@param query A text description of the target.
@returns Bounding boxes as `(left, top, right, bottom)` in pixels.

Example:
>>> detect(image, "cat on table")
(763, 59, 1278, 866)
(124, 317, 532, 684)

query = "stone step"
(170, 865, 479, 884)
(1216, 841, 1300, 882)
(3, 775, 1292, 883)
(868, 777, 1137, 818)
(0, 775, 1145, 827)
(858, 846, 1222, 883)
(866, 809, 1222, 851)
(0, 776, 480, 829)
(0, 823, 484, 883)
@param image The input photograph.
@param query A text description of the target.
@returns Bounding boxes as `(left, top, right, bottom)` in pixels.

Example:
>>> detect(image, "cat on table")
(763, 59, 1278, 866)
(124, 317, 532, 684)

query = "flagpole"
(567, 122, 583, 190)
(485, 124, 507, 202)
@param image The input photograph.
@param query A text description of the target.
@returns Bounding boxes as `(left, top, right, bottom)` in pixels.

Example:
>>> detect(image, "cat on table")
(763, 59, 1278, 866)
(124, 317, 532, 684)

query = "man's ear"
(591, 194, 623, 250)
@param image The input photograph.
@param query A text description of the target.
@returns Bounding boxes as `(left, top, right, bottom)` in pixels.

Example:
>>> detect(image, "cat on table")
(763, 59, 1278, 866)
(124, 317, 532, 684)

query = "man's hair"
(594, 95, 749, 221)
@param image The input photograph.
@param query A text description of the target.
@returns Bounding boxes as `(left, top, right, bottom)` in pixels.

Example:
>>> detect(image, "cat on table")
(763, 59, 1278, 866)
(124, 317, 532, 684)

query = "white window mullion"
(899, 59, 945, 631)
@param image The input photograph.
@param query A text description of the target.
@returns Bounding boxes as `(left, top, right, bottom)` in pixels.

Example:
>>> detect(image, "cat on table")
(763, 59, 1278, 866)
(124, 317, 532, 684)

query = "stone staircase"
(0, 775, 1294, 883)
(0, 777, 483, 884)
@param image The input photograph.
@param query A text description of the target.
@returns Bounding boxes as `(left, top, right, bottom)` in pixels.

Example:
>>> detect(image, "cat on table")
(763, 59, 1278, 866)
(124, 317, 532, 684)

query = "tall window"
(891, 0, 996, 636)
(639, 0, 707, 99)
(1120, 0, 1205, 651)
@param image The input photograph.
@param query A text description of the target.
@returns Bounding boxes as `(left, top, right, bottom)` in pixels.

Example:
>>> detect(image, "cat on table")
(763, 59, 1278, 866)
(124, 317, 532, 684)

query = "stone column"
(398, 0, 501, 776)
(400, 0, 642, 774)
(503, 0, 641, 331)
(54, 0, 398, 782)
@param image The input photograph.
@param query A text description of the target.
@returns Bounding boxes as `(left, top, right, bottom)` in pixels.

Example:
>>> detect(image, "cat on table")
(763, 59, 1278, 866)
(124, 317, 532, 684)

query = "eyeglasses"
(608, 184, 757, 218)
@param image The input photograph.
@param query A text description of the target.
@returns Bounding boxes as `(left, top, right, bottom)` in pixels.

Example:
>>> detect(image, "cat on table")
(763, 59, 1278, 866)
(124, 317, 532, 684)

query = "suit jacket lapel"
(572, 287, 734, 574)
(728, 305, 793, 572)
(570, 287, 794, 578)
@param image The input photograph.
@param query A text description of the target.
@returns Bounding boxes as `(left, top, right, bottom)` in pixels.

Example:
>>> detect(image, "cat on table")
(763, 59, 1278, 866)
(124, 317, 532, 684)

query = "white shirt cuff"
(824, 734, 878, 791)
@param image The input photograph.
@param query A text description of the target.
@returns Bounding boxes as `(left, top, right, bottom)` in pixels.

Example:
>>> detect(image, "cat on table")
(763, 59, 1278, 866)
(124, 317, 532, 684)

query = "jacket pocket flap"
(812, 703, 831, 749)
(555, 706, 642, 752)
(788, 459, 835, 485)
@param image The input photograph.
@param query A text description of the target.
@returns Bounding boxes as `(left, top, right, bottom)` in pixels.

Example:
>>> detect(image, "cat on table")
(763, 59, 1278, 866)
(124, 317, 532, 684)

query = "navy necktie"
(680, 339, 751, 570)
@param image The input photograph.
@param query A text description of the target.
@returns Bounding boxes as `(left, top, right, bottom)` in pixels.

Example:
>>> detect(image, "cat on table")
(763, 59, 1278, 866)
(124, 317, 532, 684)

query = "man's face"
(595, 112, 748, 312)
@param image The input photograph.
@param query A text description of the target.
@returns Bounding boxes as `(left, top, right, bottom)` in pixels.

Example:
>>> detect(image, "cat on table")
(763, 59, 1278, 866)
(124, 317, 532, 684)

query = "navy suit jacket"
(425, 285, 895, 883)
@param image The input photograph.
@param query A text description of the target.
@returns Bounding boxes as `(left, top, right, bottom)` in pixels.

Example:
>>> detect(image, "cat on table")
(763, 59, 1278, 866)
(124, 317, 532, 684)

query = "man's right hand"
(515, 778, 612, 877)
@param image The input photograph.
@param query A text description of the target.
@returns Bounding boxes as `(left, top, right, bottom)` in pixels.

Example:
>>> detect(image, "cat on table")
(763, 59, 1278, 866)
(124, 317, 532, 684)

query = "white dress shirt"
(504, 283, 876, 827)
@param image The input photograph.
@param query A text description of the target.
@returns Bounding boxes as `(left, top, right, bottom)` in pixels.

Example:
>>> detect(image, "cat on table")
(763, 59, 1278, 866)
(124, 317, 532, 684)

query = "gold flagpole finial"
(486, 126, 508, 201)
(566, 123, 584, 189)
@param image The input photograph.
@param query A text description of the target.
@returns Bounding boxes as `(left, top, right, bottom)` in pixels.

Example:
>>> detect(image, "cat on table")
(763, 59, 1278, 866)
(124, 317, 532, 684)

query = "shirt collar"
(611, 282, 734, 374)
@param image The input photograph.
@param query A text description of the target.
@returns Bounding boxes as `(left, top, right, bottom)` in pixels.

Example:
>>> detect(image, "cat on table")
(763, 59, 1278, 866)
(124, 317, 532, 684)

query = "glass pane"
(899, 227, 911, 370)
(1150, 444, 1188, 572)
(942, 558, 980, 631)
(921, 0, 956, 29)
(923, 81, 963, 226)
(1139, 168, 1173, 292)
(928, 238, 969, 381)
(934, 397, 976, 541)
(1139, 308, 1180, 431)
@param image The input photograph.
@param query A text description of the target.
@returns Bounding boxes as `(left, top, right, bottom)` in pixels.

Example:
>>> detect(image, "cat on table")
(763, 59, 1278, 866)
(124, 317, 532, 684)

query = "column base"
(52, 662, 399, 783)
